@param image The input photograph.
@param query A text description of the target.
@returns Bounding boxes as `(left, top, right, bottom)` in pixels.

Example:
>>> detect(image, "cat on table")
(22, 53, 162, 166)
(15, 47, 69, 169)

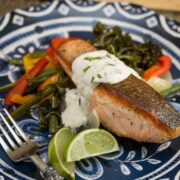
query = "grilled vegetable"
(38, 73, 60, 91)
(28, 68, 62, 84)
(23, 51, 46, 72)
(5, 57, 49, 106)
(11, 94, 35, 105)
(91, 22, 162, 75)
(48, 112, 61, 134)
(37, 73, 70, 133)
(11, 85, 56, 120)
(161, 84, 180, 97)
(147, 77, 172, 93)
(9, 59, 23, 66)
(23, 51, 56, 73)
(0, 83, 15, 92)
(143, 55, 172, 80)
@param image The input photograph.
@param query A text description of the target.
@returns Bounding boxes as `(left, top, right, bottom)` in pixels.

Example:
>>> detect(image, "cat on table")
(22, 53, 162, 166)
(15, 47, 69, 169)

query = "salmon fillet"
(92, 76, 180, 143)
(55, 39, 180, 143)
(55, 39, 96, 77)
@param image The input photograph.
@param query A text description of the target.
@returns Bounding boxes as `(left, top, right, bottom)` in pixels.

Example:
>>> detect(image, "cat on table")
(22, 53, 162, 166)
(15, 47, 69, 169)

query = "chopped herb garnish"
(106, 53, 111, 58)
(97, 74, 102, 78)
(107, 63, 115, 66)
(110, 45, 116, 55)
(83, 66, 91, 72)
(84, 56, 104, 61)
(91, 76, 95, 83)
(79, 98, 81, 106)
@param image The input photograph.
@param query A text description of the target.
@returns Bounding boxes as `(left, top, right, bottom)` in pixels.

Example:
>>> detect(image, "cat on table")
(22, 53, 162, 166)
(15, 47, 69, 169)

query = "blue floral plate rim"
(0, 0, 179, 180)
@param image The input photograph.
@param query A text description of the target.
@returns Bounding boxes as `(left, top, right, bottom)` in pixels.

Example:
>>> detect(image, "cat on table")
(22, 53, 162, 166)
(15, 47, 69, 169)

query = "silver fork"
(0, 108, 63, 180)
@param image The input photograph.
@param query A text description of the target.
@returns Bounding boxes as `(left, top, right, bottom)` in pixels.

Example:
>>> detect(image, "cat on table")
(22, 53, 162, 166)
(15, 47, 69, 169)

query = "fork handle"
(30, 154, 63, 180)
(41, 167, 63, 180)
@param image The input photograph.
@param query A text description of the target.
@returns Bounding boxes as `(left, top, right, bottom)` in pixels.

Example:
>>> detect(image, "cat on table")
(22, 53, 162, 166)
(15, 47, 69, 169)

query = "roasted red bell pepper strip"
(143, 55, 172, 80)
(46, 47, 60, 67)
(5, 57, 49, 106)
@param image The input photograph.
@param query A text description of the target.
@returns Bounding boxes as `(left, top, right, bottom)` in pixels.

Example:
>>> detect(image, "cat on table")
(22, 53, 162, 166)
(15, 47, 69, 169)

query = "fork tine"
(0, 123, 17, 149)
(3, 109, 29, 141)
(0, 135, 11, 153)
(0, 113, 22, 145)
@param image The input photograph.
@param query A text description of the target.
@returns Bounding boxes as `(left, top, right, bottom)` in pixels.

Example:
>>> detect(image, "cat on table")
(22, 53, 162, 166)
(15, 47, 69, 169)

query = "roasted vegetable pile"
(91, 23, 162, 75)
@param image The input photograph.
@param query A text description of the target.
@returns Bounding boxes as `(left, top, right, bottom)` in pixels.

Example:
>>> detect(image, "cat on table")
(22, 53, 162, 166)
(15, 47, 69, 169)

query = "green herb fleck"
(91, 76, 95, 83)
(84, 56, 103, 61)
(106, 53, 111, 58)
(97, 74, 102, 78)
(83, 66, 91, 72)
(107, 63, 115, 66)
(79, 98, 81, 106)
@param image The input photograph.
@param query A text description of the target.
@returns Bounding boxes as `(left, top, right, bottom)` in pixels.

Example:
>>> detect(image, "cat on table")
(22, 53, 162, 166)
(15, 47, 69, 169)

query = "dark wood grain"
(0, 0, 45, 15)
(0, 0, 179, 22)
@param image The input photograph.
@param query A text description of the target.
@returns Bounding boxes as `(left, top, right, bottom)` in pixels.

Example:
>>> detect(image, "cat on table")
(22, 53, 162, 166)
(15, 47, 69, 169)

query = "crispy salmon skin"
(92, 75, 180, 143)
(55, 38, 180, 143)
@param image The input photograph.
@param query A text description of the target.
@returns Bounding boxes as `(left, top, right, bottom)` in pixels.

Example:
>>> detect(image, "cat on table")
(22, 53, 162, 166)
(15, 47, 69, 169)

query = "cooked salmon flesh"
(55, 39, 180, 143)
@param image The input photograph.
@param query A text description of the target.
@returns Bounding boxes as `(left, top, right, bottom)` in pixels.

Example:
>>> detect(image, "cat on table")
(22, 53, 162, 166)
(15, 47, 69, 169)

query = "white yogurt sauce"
(62, 50, 140, 128)
(61, 89, 88, 129)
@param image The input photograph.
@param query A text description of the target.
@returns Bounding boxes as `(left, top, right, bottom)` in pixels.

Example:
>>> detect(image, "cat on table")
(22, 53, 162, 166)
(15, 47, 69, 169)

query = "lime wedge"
(48, 128, 75, 180)
(66, 129, 119, 162)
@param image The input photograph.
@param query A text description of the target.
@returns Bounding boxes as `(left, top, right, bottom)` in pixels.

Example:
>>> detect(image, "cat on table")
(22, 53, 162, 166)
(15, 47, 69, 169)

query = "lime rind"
(48, 128, 75, 180)
(48, 136, 55, 163)
(66, 129, 119, 162)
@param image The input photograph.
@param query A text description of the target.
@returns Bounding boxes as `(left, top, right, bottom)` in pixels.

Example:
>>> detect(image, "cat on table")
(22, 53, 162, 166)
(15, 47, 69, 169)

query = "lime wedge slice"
(48, 128, 75, 180)
(66, 129, 119, 162)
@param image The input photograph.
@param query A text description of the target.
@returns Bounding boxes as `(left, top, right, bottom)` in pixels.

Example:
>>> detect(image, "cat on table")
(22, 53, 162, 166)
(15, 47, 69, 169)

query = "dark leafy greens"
(91, 23, 162, 75)
(38, 75, 70, 134)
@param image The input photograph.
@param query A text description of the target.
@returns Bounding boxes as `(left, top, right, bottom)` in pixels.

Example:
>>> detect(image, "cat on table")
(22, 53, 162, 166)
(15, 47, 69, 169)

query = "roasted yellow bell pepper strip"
(38, 73, 60, 91)
(11, 94, 35, 105)
(23, 51, 56, 73)
(5, 57, 49, 106)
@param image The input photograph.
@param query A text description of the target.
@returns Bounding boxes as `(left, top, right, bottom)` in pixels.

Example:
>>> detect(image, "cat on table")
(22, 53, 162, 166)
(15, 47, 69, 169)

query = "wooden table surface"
(0, 0, 180, 22)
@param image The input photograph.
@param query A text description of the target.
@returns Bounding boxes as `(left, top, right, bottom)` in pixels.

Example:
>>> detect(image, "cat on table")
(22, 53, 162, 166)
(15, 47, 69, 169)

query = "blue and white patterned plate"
(0, 0, 179, 179)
